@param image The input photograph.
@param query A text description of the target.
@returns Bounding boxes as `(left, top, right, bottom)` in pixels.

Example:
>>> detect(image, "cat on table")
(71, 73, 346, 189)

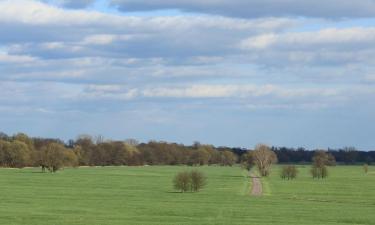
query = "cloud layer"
(110, 0, 375, 19)
(0, 0, 374, 149)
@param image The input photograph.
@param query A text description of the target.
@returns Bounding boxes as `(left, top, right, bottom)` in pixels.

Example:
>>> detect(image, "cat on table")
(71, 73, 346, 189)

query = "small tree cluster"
(173, 170, 206, 193)
(280, 165, 298, 180)
(311, 150, 331, 179)
(173, 171, 191, 192)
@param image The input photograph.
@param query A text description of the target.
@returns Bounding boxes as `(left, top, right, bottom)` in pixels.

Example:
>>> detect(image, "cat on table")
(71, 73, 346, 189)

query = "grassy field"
(0, 165, 374, 225)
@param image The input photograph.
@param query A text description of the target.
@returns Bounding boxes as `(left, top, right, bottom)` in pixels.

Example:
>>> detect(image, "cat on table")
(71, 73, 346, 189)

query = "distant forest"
(0, 132, 374, 170)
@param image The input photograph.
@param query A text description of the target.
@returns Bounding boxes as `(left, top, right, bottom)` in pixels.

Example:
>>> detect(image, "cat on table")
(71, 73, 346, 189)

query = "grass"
(0, 165, 374, 225)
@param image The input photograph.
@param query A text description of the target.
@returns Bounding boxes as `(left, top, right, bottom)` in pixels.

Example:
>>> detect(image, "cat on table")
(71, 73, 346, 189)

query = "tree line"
(0, 132, 373, 172)
(0, 133, 238, 171)
(272, 147, 374, 165)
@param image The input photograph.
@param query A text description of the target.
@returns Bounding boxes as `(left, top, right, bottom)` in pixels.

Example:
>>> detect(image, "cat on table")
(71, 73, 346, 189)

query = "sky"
(0, 0, 374, 150)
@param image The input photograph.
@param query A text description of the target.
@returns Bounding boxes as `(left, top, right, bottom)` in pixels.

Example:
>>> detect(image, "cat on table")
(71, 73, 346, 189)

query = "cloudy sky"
(0, 0, 374, 150)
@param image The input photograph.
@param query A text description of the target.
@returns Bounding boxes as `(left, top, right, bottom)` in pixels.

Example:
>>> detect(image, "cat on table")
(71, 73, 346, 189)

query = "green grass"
(0, 165, 374, 225)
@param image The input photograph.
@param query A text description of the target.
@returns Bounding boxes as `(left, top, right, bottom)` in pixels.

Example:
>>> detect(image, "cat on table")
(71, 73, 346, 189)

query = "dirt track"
(250, 173, 262, 196)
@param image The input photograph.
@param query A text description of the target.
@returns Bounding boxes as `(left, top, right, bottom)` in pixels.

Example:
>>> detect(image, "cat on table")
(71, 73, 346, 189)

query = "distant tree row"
(0, 132, 373, 173)
(0, 134, 78, 172)
(0, 133, 237, 171)
(272, 147, 374, 165)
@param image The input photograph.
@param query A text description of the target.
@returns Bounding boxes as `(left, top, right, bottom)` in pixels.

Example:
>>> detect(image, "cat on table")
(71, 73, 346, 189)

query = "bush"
(280, 165, 298, 180)
(364, 164, 369, 174)
(173, 171, 191, 192)
(190, 170, 206, 192)
(173, 170, 207, 193)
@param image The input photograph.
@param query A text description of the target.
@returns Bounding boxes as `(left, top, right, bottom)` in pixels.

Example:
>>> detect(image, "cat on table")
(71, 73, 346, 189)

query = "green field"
(1, 166, 374, 225)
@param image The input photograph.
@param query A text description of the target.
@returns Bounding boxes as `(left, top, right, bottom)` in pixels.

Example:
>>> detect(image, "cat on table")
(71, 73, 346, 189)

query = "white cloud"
(240, 28, 375, 50)
(110, 0, 375, 18)
(142, 84, 341, 99)
(0, 0, 126, 25)
(0, 52, 36, 63)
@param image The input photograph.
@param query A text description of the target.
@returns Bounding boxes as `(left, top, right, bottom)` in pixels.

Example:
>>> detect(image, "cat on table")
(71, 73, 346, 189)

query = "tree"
(241, 151, 255, 171)
(173, 171, 191, 193)
(311, 166, 328, 179)
(188, 148, 210, 166)
(40, 143, 67, 172)
(311, 150, 330, 179)
(0, 140, 11, 166)
(280, 165, 298, 180)
(173, 170, 207, 193)
(252, 144, 278, 177)
(3, 141, 31, 168)
(63, 150, 79, 168)
(219, 150, 237, 166)
(190, 170, 207, 192)
(364, 164, 369, 174)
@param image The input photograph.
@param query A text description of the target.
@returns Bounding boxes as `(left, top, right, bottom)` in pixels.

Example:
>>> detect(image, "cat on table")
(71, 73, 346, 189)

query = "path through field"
(250, 173, 262, 196)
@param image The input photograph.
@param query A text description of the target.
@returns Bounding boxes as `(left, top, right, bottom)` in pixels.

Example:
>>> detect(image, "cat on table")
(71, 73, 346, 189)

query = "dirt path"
(250, 173, 262, 196)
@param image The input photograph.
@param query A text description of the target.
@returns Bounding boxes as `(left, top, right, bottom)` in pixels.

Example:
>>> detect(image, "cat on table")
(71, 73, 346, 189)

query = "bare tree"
(252, 144, 278, 177)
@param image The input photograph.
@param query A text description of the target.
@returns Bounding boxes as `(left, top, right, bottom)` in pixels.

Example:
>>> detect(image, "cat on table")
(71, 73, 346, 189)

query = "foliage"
(41, 143, 66, 173)
(311, 165, 328, 179)
(219, 151, 237, 166)
(280, 165, 298, 180)
(241, 152, 254, 171)
(173, 171, 191, 192)
(173, 170, 207, 193)
(190, 170, 207, 192)
(252, 144, 278, 177)
(311, 150, 331, 179)
(0, 131, 374, 170)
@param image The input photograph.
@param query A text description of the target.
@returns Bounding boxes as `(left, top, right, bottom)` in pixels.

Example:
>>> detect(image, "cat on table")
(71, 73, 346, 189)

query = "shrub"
(190, 170, 206, 192)
(281, 165, 298, 180)
(173, 170, 207, 193)
(173, 171, 191, 192)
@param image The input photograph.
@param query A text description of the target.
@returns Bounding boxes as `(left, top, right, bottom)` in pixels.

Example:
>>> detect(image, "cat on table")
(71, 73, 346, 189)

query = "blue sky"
(0, 0, 374, 150)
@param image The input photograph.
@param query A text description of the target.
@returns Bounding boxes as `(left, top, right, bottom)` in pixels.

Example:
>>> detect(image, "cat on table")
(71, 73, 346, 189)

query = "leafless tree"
(252, 144, 278, 177)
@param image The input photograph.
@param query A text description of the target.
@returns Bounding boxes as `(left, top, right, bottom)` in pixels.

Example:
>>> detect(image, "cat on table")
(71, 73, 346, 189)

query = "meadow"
(0, 165, 374, 225)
